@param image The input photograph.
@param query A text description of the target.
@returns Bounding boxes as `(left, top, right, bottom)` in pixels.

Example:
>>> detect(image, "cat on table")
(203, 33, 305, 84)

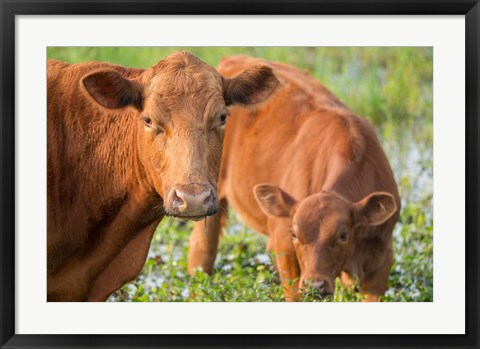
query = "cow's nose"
(312, 280, 333, 297)
(169, 186, 217, 219)
(172, 189, 212, 210)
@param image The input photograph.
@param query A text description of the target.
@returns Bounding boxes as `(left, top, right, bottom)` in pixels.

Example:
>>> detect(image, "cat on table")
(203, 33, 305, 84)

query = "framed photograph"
(1, 1, 479, 348)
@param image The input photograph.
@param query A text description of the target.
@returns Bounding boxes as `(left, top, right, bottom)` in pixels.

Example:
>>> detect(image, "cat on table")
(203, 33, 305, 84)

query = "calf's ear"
(223, 65, 279, 106)
(81, 69, 143, 110)
(254, 184, 296, 218)
(355, 192, 397, 226)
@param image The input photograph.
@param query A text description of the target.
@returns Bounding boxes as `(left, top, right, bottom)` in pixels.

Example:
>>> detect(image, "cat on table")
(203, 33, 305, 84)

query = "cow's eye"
(339, 231, 349, 243)
(219, 113, 228, 126)
(143, 117, 152, 127)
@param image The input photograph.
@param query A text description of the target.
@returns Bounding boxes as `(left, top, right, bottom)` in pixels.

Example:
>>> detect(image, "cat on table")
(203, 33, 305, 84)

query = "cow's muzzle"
(165, 184, 218, 220)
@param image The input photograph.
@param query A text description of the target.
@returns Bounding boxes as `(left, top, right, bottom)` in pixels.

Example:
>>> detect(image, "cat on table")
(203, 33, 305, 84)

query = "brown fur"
(188, 55, 400, 301)
(47, 52, 279, 301)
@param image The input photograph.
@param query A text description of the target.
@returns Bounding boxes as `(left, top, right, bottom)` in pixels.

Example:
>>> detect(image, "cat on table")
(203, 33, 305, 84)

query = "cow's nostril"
(203, 191, 214, 207)
(173, 190, 186, 209)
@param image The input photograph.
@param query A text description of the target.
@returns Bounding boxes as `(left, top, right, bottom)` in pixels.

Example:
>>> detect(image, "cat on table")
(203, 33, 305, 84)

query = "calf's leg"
(187, 199, 228, 274)
(340, 271, 356, 288)
(269, 221, 301, 301)
(363, 294, 381, 302)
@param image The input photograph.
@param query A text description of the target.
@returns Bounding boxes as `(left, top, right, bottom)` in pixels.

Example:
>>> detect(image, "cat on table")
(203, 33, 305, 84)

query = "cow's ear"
(81, 69, 143, 110)
(254, 184, 296, 218)
(355, 192, 397, 226)
(223, 65, 279, 106)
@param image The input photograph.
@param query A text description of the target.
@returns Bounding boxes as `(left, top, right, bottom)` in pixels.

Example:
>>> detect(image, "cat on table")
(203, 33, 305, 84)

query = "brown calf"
(187, 55, 400, 301)
(47, 52, 279, 301)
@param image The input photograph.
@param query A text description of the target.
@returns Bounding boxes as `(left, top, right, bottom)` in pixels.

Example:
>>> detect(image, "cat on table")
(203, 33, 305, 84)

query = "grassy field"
(48, 47, 433, 302)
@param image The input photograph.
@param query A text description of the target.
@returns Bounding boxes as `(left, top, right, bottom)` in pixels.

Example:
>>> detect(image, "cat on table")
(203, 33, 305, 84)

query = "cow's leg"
(359, 251, 393, 302)
(270, 221, 301, 302)
(47, 206, 159, 301)
(87, 220, 160, 301)
(266, 238, 274, 253)
(187, 198, 228, 274)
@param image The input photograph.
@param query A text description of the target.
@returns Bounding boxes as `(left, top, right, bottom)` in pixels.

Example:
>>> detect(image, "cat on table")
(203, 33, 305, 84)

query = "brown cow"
(187, 55, 400, 302)
(47, 52, 279, 301)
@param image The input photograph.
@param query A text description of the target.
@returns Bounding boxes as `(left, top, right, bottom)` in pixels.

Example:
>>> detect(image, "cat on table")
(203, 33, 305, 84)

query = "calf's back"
(217, 55, 399, 233)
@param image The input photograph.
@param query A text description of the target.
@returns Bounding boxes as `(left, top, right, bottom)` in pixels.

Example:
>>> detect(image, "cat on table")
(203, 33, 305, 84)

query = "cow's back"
(217, 55, 399, 234)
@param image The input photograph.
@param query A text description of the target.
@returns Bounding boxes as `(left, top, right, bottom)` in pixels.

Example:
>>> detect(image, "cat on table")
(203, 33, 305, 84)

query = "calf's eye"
(143, 117, 152, 127)
(288, 226, 297, 240)
(339, 231, 349, 243)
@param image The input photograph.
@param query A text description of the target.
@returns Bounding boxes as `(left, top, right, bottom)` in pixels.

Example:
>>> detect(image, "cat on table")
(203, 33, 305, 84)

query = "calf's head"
(81, 52, 279, 220)
(254, 184, 397, 298)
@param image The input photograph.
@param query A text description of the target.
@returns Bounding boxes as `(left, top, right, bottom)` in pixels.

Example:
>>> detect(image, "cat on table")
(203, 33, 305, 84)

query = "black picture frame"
(1, 1, 479, 348)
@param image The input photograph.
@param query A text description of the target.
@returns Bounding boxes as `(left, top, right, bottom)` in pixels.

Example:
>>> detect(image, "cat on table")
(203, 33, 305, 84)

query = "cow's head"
(81, 52, 279, 220)
(254, 184, 397, 298)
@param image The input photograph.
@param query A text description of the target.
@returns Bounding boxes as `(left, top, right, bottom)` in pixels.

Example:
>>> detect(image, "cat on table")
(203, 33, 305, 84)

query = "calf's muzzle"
(312, 280, 334, 297)
(301, 276, 335, 298)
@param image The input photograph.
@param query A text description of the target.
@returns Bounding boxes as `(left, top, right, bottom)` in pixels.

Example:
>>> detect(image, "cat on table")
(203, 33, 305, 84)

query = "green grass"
(48, 47, 433, 302)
